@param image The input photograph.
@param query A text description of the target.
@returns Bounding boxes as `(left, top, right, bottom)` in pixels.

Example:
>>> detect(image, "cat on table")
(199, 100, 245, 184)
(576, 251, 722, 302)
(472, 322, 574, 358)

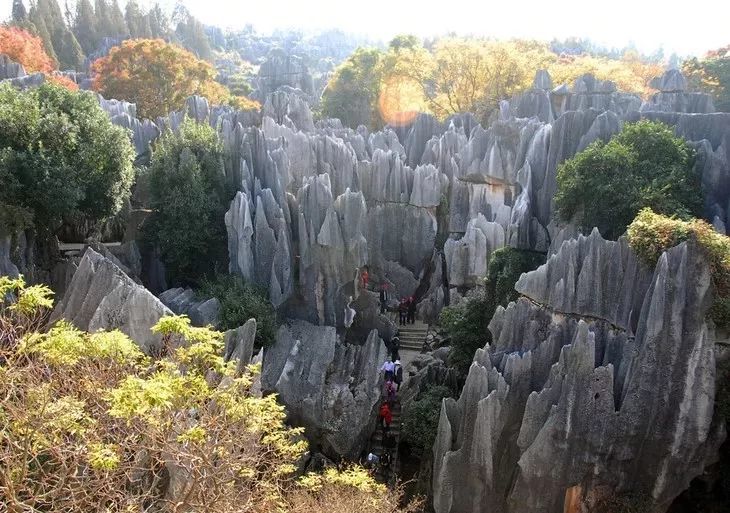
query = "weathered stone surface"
(51, 248, 171, 354)
(224, 318, 257, 374)
(432, 232, 724, 513)
(159, 287, 221, 328)
(262, 321, 387, 458)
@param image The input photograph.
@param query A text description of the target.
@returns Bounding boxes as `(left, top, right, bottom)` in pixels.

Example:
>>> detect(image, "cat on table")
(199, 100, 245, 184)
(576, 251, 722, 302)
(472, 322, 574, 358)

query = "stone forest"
(0, 1, 729, 512)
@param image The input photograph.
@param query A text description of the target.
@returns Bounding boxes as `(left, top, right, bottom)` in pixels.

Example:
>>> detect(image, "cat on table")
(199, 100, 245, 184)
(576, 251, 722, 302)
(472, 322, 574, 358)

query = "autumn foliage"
(0, 25, 54, 73)
(91, 38, 232, 119)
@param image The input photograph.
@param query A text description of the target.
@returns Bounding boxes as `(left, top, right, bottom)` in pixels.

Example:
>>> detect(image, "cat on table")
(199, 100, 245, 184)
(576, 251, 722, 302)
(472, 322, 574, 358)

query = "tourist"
(407, 295, 416, 324)
(385, 378, 397, 404)
(381, 357, 395, 381)
(390, 334, 400, 361)
(379, 402, 392, 434)
(379, 282, 389, 313)
(344, 296, 356, 328)
(398, 298, 408, 325)
(361, 265, 369, 290)
(394, 359, 403, 390)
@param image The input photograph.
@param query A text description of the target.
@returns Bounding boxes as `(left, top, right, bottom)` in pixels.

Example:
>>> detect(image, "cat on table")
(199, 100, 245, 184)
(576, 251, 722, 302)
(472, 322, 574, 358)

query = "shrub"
(627, 208, 730, 329)
(199, 274, 277, 348)
(486, 247, 546, 307)
(401, 385, 452, 456)
(442, 248, 545, 380)
(555, 120, 702, 240)
(0, 277, 420, 512)
(145, 119, 231, 285)
(442, 288, 494, 379)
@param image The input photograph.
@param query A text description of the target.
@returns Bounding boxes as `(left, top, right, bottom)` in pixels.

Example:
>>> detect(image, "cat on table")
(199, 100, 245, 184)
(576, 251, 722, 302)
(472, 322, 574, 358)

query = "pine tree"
(125, 0, 150, 38)
(147, 3, 170, 39)
(94, 0, 111, 40)
(57, 28, 84, 70)
(73, 0, 98, 55)
(12, 0, 28, 22)
(108, 0, 128, 37)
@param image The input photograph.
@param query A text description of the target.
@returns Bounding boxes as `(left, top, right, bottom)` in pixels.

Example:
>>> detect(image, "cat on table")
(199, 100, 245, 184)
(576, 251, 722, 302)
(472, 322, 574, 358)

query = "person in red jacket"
(379, 402, 392, 434)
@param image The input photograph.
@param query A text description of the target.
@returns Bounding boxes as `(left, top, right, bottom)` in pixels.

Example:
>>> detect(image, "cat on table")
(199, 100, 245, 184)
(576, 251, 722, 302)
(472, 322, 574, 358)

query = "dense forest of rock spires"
(2, 26, 730, 510)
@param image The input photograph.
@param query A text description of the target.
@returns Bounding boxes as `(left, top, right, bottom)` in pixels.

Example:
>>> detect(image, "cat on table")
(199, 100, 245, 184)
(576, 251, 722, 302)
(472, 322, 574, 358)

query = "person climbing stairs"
(368, 398, 402, 483)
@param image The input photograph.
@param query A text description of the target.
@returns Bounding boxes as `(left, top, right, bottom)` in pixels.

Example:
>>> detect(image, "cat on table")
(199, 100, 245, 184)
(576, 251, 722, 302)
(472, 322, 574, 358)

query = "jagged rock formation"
(159, 287, 221, 328)
(50, 248, 171, 354)
(224, 318, 257, 374)
(253, 48, 315, 102)
(432, 230, 724, 513)
(261, 321, 388, 458)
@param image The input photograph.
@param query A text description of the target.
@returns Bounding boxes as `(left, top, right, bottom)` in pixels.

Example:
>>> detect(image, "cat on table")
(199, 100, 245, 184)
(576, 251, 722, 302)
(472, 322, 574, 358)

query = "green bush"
(401, 385, 452, 457)
(442, 248, 545, 380)
(0, 82, 135, 234)
(555, 120, 702, 240)
(145, 119, 232, 285)
(199, 274, 277, 348)
(486, 247, 546, 307)
(627, 208, 730, 329)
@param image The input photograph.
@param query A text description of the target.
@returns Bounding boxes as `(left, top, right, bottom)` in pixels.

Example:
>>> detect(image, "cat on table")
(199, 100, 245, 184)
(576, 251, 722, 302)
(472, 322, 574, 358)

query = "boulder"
(262, 321, 387, 459)
(50, 248, 171, 354)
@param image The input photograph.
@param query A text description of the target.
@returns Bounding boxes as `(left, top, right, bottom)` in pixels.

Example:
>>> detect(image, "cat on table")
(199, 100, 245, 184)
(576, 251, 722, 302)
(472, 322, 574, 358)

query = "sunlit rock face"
(432, 231, 724, 513)
(261, 321, 387, 459)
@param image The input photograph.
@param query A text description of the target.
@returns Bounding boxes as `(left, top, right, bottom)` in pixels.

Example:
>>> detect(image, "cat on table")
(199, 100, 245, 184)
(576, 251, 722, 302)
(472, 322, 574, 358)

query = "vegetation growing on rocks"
(627, 208, 730, 329)
(555, 120, 702, 240)
(199, 274, 277, 347)
(441, 247, 545, 380)
(0, 276, 420, 513)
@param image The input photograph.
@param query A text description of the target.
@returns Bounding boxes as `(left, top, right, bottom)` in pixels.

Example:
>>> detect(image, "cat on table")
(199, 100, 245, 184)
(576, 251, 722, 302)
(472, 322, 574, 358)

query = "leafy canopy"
(145, 118, 231, 284)
(401, 385, 452, 456)
(683, 45, 730, 112)
(0, 82, 135, 234)
(555, 120, 702, 240)
(91, 38, 230, 119)
(0, 279, 420, 512)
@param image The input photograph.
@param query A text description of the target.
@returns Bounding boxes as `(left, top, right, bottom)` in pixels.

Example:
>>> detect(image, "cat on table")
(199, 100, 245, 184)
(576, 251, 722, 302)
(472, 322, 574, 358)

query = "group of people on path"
(364, 349, 404, 475)
(398, 296, 417, 325)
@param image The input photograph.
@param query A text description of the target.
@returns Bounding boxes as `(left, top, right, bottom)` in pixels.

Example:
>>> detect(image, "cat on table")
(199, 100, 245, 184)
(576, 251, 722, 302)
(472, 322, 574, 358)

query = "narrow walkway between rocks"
(368, 397, 402, 484)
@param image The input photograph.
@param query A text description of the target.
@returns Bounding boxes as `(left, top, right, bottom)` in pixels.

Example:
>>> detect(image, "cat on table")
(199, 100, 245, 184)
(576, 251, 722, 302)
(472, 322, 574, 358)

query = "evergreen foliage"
(441, 248, 545, 379)
(145, 119, 231, 285)
(555, 120, 702, 240)
(401, 385, 452, 456)
(199, 274, 277, 348)
(683, 45, 730, 112)
(0, 83, 135, 234)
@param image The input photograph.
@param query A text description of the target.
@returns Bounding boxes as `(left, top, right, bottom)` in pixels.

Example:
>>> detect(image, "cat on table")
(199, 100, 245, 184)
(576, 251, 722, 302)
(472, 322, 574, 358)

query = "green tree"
(146, 2, 170, 39)
(555, 120, 702, 240)
(56, 27, 84, 70)
(440, 247, 545, 380)
(108, 0, 128, 37)
(145, 119, 231, 285)
(321, 47, 384, 129)
(172, 3, 212, 61)
(0, 83, 135, 235)
(124, 0, 151, 38)
(72, 0, 98, 54)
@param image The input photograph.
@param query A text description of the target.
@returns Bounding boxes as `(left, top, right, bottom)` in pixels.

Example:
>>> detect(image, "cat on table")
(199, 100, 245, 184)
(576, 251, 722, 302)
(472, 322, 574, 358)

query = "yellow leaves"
(177, 425, 207, 445)
(0, 275, 54, 316)
(107, 371, 209, 422)
(88, 443, 121, 471)
(22, 321, 145, 367)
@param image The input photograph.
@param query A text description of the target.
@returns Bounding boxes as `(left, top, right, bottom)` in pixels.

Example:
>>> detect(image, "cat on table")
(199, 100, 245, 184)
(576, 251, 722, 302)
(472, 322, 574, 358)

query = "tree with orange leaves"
(0, 26, 54, 73)
(91, 38, 230, 119)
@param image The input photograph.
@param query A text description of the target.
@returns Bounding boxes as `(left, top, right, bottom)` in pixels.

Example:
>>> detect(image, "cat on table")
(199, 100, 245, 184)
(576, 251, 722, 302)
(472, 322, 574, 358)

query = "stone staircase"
(369, 398, 402, 482)
(397, 321, 429, 352)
